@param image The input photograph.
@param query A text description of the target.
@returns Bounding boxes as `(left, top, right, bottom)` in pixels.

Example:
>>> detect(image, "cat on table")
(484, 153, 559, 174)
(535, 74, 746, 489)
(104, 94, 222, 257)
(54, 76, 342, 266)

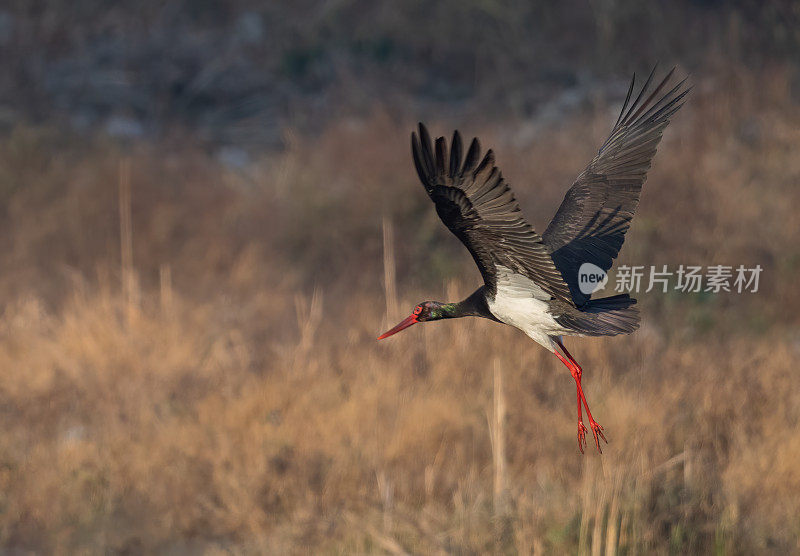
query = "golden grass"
(1, 66, 799, 553)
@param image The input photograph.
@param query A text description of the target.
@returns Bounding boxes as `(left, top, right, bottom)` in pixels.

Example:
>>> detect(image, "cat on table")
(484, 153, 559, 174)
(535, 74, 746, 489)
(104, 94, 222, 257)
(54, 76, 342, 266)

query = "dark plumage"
(411, 125, 573, 304)
(543, 66, 689, 306)
(381, 67, 688, 453)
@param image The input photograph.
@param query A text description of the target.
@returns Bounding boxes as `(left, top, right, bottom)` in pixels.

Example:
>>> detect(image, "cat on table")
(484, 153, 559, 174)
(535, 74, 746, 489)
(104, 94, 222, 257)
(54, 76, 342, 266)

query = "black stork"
(378, 67, 688, 453)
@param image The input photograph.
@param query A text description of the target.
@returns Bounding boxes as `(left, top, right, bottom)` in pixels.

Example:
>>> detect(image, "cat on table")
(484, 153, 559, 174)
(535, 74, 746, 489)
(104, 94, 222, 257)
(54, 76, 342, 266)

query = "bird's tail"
(556, 294, 640, 336)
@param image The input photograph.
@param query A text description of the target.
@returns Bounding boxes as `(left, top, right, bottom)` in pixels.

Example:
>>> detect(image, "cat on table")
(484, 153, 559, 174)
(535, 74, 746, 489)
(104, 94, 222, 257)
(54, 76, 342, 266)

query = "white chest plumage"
(487, 266, 567, 351)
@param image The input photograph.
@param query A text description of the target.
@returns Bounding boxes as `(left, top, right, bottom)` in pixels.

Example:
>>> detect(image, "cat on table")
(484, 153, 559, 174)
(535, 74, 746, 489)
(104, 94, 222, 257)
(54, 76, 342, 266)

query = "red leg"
(553, 338, 607, 453)
(554, 348, 587, 452)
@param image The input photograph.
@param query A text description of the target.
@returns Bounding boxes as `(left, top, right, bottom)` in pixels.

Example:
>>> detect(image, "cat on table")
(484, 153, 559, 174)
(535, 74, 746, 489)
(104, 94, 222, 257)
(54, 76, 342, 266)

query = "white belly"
(488, 266, 567, 350)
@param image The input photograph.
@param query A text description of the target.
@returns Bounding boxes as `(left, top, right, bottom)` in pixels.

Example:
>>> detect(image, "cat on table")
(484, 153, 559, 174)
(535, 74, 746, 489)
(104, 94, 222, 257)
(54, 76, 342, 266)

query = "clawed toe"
(589, 421, 607, 453)
(577, 421, 588, 453)
(577, 421, 607, 454)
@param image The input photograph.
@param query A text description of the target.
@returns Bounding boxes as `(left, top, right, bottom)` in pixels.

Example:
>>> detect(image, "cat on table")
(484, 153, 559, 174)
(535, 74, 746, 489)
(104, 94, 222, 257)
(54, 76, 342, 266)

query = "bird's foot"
(577, 421, 588, 453)
(588, 420, 607, 453)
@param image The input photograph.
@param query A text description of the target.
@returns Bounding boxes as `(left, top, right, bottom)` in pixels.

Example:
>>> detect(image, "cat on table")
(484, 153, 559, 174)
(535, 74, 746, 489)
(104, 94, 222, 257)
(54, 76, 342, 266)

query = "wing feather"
(542, 66, 689, 306)
(412, 123, 573, 303)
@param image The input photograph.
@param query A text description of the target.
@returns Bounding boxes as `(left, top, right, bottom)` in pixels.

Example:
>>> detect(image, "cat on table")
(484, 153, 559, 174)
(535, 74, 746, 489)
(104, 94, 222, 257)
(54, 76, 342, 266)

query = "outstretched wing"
(412, 123, 573, 303)
(542, 67, 689, 306)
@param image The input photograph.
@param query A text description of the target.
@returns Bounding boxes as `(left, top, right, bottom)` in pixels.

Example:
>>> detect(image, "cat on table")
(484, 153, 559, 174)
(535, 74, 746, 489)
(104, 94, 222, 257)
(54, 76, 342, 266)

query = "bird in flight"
(378, 67, 688, 453)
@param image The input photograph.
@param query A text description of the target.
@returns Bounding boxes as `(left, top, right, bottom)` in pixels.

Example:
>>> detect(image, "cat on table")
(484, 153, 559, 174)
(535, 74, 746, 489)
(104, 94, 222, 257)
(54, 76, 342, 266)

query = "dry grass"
(1, 65, 799, 554)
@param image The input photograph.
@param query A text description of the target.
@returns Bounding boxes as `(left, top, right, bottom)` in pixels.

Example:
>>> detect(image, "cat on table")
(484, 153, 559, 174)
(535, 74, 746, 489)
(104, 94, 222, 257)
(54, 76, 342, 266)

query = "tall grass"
(0, 66, 798, 553)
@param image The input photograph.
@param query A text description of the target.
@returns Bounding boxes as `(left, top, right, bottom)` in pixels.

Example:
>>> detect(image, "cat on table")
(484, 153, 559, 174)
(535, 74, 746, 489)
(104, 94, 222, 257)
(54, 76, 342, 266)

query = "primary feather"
(412, 124, 574, 304)
(543, 66, 689, 306)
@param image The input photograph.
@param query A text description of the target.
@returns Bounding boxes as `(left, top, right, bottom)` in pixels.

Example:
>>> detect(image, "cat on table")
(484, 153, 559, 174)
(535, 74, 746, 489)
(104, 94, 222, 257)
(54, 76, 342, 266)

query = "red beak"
(377, 314, 418, 339)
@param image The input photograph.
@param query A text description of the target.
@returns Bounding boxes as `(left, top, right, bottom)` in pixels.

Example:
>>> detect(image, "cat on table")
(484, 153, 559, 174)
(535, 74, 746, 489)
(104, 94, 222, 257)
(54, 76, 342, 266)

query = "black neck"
(441, 287, 499, 322)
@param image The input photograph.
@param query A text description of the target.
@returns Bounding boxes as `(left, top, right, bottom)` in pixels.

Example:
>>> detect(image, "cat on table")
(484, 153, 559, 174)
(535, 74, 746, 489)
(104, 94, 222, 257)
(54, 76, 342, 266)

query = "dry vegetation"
(1, 63, 799, 554)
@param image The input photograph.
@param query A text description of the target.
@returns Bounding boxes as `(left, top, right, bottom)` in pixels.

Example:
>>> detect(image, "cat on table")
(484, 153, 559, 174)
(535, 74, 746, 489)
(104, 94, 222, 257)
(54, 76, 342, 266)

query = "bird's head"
(377, 301, 448, 339)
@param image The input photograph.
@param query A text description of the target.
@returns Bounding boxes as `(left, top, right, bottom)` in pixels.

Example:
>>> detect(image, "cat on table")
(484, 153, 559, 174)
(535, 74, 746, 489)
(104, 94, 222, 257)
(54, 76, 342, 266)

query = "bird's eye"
(413, 306, 423, 315)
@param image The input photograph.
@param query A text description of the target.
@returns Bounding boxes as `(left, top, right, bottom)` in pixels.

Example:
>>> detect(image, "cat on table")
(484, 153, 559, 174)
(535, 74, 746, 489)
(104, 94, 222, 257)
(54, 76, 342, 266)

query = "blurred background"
(1, 1, 799, 553)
